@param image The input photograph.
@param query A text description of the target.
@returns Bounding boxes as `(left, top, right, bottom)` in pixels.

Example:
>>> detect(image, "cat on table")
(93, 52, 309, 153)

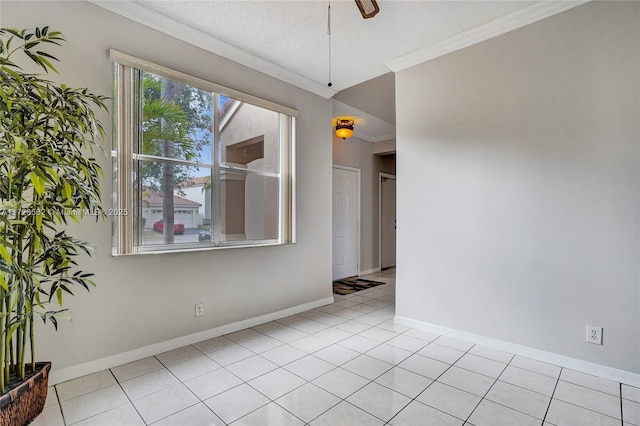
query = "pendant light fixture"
(354, 0, 380, 19)
(327, 1, 332, 88)
(336, 119, 354, 140)
(328, 3, 354, 141)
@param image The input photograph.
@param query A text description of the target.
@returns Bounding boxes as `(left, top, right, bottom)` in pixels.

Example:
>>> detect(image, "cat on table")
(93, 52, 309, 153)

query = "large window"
(111, 51, 296, 255)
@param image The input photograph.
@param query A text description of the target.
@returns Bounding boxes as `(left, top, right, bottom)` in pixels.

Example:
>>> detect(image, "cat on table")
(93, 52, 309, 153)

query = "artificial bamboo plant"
(0, 27, 107, 393)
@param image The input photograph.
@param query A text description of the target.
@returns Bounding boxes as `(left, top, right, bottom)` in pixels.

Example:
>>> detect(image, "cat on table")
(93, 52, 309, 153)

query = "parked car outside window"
(153, 219, 185, 235)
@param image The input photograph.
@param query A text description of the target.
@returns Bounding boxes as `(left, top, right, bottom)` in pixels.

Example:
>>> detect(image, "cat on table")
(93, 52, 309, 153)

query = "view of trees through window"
(131, 70, 282, 248)
(138, 71, 212, 245)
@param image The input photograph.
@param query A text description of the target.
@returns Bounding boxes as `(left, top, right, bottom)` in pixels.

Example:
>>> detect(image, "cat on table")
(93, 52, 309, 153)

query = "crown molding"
(353, 132, 396, 143)
(88, 0, 337, 99)
(386, 1, 591, 72)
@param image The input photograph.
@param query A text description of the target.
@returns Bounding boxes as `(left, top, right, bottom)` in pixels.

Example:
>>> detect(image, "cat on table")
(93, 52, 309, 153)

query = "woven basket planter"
(0, 362, 51, 426)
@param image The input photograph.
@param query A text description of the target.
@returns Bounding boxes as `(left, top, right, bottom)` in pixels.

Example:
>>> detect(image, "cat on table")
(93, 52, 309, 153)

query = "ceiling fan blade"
(354, 0, 380, 19)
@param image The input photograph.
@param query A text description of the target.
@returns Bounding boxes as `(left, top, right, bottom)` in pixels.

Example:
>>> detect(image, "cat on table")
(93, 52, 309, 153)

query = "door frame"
(332, 164, 361, 279)
(378, 172, 396, 270)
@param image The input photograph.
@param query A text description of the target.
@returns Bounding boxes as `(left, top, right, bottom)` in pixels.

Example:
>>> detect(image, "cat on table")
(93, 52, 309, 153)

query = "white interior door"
(380, 174, 396, 269)
(333, 166, 359, 280)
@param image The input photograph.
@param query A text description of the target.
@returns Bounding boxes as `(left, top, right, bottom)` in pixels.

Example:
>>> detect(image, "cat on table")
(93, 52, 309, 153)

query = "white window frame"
(111, 50, 296, 255)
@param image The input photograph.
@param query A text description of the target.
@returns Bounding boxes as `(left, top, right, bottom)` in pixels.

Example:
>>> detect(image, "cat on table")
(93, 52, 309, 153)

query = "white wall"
(396, 1, 639, 374)
(1, 1, 333, 378)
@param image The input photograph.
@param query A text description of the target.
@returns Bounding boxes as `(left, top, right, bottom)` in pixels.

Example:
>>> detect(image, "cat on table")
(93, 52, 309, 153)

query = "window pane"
(138, 161, 210, 246)
(219, 101, 280, 173)
(220, 171, 279, 242)
(140, 72, 213, 164)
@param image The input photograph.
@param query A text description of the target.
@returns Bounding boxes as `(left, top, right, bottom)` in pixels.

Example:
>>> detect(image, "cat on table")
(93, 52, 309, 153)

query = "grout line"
(53, 386, 69, 426)
(149, 352, 211, 424)
(462, 348, 510, 424)
(620, 382, 624, 425)
(386, 340, 479, 424)
(541, 366, 561, 424)
(108, 368, 148, 425)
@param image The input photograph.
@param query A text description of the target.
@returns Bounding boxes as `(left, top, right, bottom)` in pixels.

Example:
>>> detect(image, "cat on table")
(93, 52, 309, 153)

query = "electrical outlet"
(195, 303, 204, 317)
(586, 325, 602, 345)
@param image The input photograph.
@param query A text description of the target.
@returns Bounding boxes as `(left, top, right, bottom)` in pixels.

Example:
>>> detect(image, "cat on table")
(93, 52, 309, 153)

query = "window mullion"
(132, 69, 143, 250)
(212, 93, 222, 246)
(115, 64, 135, 255)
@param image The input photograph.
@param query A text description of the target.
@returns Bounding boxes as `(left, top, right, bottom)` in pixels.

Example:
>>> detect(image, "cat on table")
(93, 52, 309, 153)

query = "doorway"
(379, 173, 396, 269)
(332, 165, 360, 280)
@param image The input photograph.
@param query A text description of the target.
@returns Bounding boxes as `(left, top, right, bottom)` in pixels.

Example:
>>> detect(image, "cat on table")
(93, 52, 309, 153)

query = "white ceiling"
(92, 0, 586, 140)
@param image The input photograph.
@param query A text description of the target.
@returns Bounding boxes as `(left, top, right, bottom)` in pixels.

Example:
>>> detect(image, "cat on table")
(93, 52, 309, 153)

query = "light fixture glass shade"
(335, 119, 354, 140)
(355, 0, 380, 19)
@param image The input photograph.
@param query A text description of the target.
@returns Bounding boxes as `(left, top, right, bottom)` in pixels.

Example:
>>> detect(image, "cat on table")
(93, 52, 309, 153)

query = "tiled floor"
(35, 269, 639, 425)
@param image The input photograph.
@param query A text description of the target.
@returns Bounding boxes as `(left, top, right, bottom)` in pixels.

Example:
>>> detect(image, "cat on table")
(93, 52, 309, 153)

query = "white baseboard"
(359, 267, 381, 276)
(50, 296, 335, 385)
(395, 315, 640, 387)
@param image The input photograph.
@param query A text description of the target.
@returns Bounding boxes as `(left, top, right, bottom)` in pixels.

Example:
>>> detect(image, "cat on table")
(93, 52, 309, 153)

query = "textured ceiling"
(109, 0, 535, 93)
(92, 0, 583, 140)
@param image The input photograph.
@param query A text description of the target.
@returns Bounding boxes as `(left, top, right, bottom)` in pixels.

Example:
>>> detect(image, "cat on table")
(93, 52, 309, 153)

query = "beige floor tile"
(454, 353, 507, 378)
(346, 382, 411, 422)
(468, 399, 541, 426)
(389, 400, 463, 426)
(437, 366, 495, 397)
(398, 354, 449, 380)
(233, 402, 305, 426)
(560, 369, 620, 396)
(545, 399, 620, 426)
(61, 384, 129, 425)
(485, 380, 550, 419)
(205, 383, 270, 424)
(417, 381, 481, 421)
(499, 365, 557, 396)
(31, 405, 65, 426)
(275, 383, 340, 423)
(132, 383, 199, 424)
(509, 355, 561, 378)
(71, 404, 145, 426)
(310, 401, 384, 426)
(120, 368, 180, 401)
(56, 370, 116, 402)
(553, 380, 621, 419)
(154, 403, 225, 426)
(312, 367, 370, 399)
(111, 357, 164, 382)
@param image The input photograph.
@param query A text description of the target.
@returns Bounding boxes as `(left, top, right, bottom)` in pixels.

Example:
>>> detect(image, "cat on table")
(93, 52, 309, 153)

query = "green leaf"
(35, 213, 43, 232)
(45, 167, 60, 184)
(13, 135, 25, 152)
(0, 273, 7, 291)
(0, 245, 11, 266)
(30, 172, 45, 196)
(56, 287, 63, 306)
(6, 323, 20, 341)
(63, 181, 73, 201)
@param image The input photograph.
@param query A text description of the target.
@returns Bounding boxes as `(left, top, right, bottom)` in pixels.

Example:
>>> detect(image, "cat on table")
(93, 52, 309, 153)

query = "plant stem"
(29, 313, 35, 372)
(0, 286, 4, 394)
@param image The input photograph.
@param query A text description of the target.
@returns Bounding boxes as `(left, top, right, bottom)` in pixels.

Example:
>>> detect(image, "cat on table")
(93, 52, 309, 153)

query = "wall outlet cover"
(586, 325, 603, 345)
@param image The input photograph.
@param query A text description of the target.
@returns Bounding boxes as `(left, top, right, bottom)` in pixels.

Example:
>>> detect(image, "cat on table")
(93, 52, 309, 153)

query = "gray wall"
(2, 1, 333, 374)
(396, 1, 639, 373)
(333, 136, 396, 273)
